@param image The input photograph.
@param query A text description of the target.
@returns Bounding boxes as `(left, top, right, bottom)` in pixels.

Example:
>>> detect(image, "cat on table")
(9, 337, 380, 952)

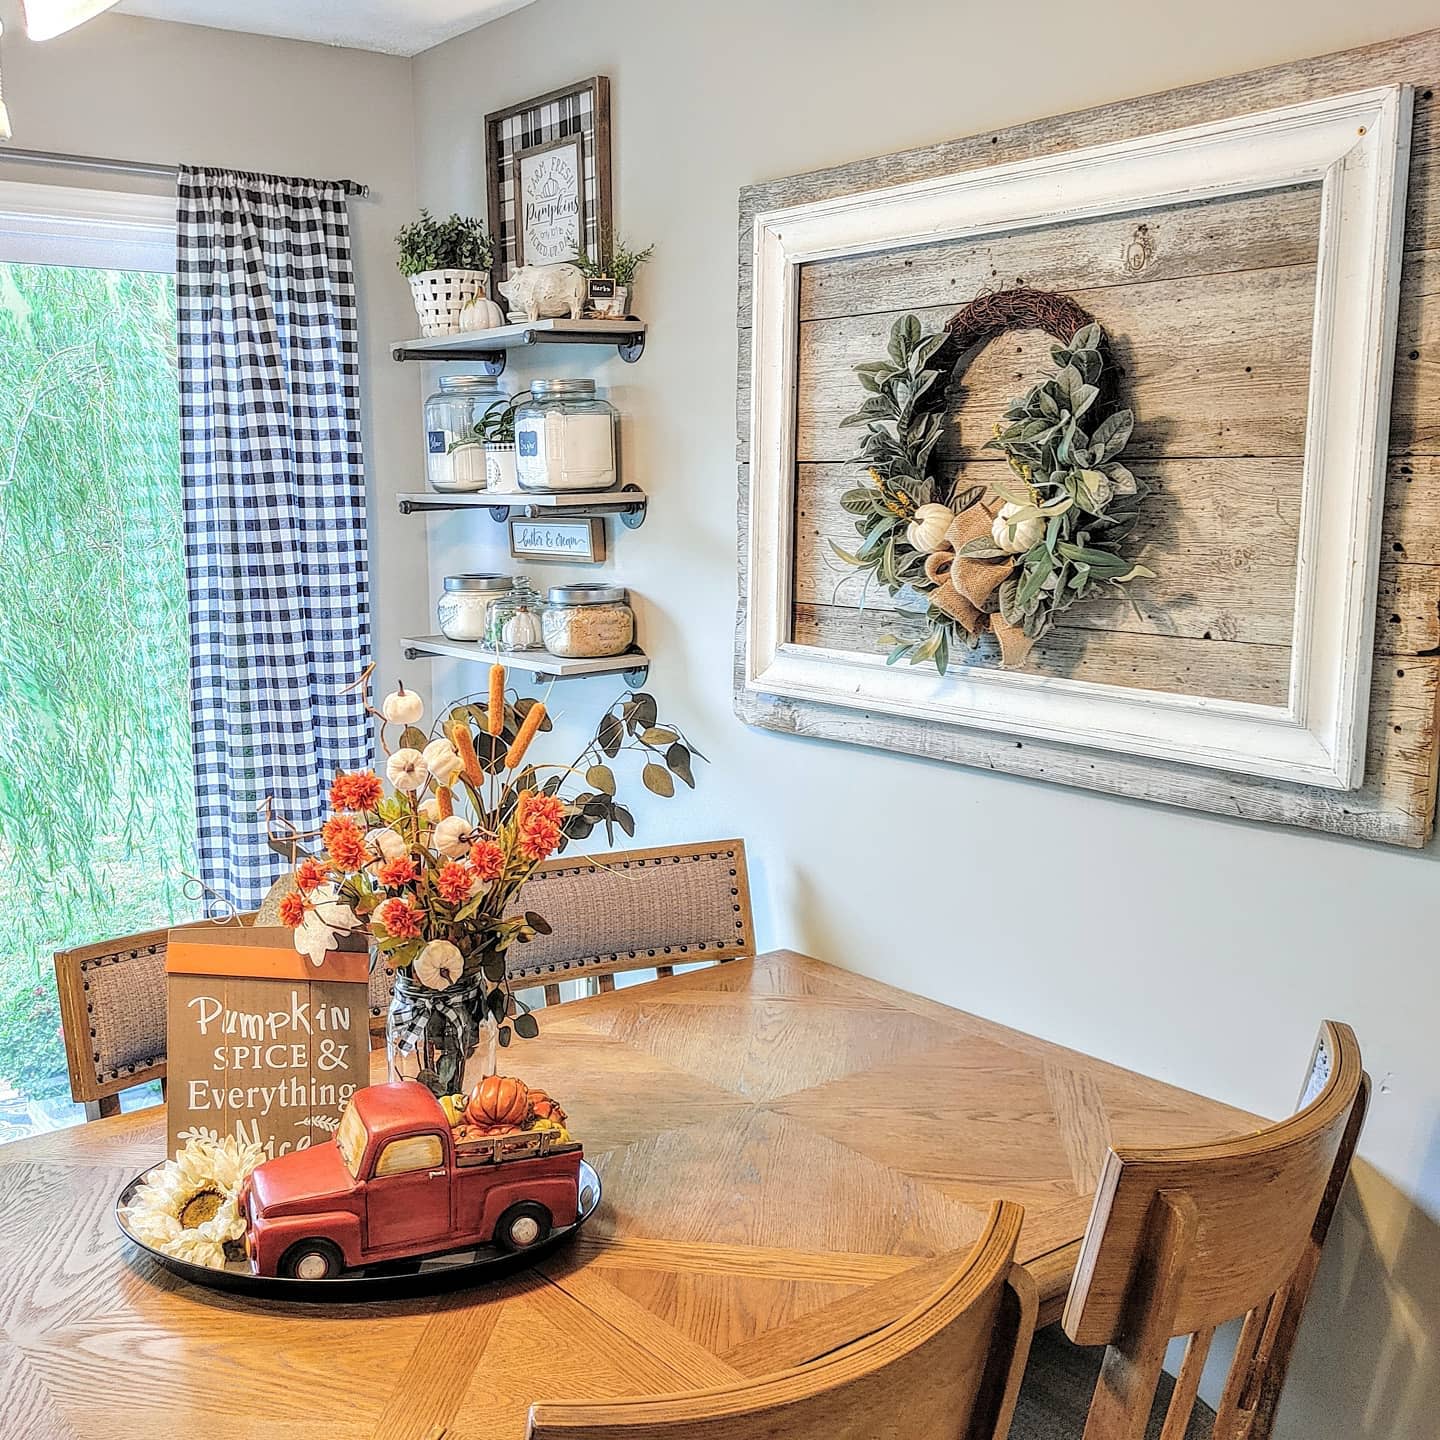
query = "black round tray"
(115, 1159, 601, 1302)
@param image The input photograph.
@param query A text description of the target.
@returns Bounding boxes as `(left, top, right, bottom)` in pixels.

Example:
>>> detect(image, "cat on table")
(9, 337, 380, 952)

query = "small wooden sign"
(165, 924, 370, 1161)
(509, 515, 606, 563)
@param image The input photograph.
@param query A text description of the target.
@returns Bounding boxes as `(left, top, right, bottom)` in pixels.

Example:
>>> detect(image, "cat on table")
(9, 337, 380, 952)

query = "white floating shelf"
(397, 486, 647, 527)
(401, 636, 650, 684)
(391, 318, 646, 369)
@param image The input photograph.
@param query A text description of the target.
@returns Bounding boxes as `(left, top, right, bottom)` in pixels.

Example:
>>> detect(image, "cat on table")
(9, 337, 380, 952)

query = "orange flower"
(278, 892, 307, 928)
(470, 838, 505, 881)
(487, 665, 506, 737)
(295, 856, 329, 892)
(437, 785, 454, 820)
(517, 790, 564, 830)
(504, 701, 546, 770)
(451, 719, 484, 786)
(322, 816, 367, 872)
(328, 769, 384, 813)
(435, 861, 474, 905)
(518, 819, 562, 862)
(377, 856, 418, 889)
(378, 896, 422, 940)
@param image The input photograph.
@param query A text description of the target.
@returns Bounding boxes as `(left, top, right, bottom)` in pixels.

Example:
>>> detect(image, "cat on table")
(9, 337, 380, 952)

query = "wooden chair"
(527, 1200, 1037, 1440)
(1016, 1021, 1368, 1440)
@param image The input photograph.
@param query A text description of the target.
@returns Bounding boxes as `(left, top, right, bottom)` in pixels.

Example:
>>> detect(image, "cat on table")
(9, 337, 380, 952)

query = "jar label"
(427, 429, 447, 454)
(518, 430, 539, 457)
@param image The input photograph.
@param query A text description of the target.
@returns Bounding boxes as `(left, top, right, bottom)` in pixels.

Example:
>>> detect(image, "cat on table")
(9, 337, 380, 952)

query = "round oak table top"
(0, 950, 1258, 1439)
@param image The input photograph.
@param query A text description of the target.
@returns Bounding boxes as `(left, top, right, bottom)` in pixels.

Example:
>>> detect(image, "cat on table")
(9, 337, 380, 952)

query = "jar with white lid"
(436, 574, 513, 642)
(542, 584, 635, 658)
(515, 379, 618, 493)
(425, 375, 511, 493)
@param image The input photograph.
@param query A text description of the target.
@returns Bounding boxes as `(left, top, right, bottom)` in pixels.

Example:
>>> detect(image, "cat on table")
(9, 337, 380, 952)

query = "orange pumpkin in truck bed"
(464, 1074, 530, 1128)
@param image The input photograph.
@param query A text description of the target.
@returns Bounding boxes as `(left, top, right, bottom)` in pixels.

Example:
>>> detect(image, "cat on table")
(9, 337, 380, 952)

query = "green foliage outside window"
(0, 263, 194, 1110)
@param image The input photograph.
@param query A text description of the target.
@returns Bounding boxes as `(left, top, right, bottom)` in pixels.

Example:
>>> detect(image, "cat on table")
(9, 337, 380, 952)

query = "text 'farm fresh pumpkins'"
(465, 1075, 530, 1128)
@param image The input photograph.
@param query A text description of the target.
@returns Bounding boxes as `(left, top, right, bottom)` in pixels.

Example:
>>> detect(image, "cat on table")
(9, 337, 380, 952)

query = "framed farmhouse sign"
(736, 29, 1440, 846)
(165, 923, 370, 1160)
(509, 515, 605, 563)
(515, 134, 585, 267)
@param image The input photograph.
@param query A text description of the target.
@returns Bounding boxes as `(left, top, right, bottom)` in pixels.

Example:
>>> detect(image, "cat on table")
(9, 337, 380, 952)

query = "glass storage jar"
(542, 584, 635, 658)
(436, 573, 513, 642)
(486, 577, 546, 651)
(515, 379, 618, 493)
(425, 374, 510, 493)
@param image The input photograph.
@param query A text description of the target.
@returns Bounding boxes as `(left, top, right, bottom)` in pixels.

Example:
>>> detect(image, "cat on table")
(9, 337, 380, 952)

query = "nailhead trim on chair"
(82, 944, 164, 1084)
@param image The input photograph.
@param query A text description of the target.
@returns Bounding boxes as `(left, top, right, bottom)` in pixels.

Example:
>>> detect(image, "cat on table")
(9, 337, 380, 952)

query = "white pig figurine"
(498, 263, 587, 323)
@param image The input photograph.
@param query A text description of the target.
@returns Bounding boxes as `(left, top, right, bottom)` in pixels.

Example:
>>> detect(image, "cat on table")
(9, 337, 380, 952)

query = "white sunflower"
(122, 1134, 264, 1270)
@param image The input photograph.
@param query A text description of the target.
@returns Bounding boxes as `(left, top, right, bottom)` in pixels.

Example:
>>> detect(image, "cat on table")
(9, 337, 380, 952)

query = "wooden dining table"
(0, 950, 1261, 1439)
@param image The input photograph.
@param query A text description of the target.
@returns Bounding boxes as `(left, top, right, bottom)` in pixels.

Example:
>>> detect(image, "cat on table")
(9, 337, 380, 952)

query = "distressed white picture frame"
(744, 86, 1412, 790)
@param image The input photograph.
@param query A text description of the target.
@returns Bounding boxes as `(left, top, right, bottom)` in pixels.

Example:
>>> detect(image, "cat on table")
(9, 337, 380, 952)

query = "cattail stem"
(504, 701, 546, 771)
(437, 786, 454, 819)
(452, 720, 484, 786)
(487, 664, 506, 736)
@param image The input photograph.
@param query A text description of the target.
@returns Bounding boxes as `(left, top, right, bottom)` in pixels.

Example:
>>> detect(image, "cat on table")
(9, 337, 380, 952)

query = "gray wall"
(0, 2, 422, 692)
(412, 4, 1440, 1437)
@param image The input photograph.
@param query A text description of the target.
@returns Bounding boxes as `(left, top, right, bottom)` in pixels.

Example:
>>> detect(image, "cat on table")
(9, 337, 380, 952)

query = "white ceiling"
(113, 0, 539, 56)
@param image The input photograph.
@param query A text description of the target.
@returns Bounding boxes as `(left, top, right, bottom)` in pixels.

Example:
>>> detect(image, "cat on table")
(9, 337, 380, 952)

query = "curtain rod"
(0, 145, 370, 197)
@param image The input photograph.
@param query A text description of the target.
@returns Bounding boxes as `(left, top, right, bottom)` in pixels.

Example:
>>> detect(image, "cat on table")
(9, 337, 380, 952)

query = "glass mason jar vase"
(515, 378, 618, 492)
(425, 374, 510, 493)
(386, 967, 498, 1098)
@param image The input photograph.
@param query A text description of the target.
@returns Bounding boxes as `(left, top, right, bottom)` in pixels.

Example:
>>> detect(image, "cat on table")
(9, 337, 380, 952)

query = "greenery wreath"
(833, 288, 1153, 673)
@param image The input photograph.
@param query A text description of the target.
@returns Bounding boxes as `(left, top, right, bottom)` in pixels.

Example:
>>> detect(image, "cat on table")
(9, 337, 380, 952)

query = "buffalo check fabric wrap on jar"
(178, 167, 371, 911)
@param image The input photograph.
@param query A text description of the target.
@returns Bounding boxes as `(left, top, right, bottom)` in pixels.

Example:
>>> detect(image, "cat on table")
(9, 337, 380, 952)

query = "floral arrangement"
(834, 291, 1152, 672)
(277, 668, 700, 1088)
(122, 1131, 264, 1269)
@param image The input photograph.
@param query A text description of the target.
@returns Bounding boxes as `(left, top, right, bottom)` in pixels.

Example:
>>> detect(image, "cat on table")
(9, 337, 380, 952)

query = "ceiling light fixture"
(22, 1, 121, 43)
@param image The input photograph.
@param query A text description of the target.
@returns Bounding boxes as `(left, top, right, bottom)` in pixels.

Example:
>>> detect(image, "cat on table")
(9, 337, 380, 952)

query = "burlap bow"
(922, 501, 1038, 669)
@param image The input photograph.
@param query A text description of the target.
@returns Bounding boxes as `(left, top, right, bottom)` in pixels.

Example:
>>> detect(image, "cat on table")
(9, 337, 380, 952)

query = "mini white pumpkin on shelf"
(905, 502, 954, 554)
(991, 502, 1045, 555)
(458, 293, 507, 332)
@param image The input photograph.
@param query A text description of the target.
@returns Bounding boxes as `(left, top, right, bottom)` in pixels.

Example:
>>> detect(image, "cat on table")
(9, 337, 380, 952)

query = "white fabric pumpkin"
(381, 685, 424, 725)
(905, 503, 954, 554)
(386, 747, 428, 793)
(422, 737, 464, 788)
(991, 503, 1045, 554)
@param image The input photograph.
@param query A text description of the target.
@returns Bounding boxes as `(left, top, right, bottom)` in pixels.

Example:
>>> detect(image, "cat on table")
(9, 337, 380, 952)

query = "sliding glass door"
(0, 183, 191, 1139)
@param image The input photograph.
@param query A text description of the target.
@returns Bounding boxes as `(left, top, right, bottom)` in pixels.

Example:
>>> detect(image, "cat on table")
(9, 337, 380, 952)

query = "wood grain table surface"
(0, 950, 1261, 1439)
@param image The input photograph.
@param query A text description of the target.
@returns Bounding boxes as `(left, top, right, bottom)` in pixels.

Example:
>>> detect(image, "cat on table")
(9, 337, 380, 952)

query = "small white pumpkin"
(433, 815, 474, 859)
(381, 684, 423, 726)
(414, 940, 465, 990)
(366, 827, 407, 864)
(422, 737, 464, 788)
(386, 747, 428, 793)
(905, 503, 954, 555)
(459, 294, 507, 332)
(991, 503, 1045, 555)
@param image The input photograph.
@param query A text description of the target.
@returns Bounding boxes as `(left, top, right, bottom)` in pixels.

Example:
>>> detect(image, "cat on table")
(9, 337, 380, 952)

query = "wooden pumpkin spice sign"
(165, 924, 370, 1161)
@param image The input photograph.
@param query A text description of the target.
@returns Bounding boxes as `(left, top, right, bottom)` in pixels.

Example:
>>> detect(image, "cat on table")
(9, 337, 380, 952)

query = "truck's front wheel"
(495, 1201, 552, 1253)
(279, 1238, 344, 1280)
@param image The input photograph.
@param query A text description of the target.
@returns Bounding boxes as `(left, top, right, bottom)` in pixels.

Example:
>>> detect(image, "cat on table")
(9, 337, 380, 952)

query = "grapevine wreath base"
(834, 287, 1153, 673)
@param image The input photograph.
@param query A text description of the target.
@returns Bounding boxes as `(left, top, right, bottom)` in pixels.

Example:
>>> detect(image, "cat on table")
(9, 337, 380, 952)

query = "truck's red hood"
(250, 1141, 359, 1217)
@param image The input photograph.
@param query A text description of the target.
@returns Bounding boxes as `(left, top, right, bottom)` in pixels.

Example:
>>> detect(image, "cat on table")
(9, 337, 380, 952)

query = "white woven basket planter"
(408, 269, 488, 336)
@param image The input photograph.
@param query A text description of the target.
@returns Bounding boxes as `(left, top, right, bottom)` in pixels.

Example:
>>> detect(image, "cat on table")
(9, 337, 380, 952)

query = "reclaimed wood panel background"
(736, 28, 1440, 845)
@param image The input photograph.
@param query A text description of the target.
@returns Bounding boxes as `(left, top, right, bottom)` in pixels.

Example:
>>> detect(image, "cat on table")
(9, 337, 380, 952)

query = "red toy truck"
(241, 1081, 583, 1279)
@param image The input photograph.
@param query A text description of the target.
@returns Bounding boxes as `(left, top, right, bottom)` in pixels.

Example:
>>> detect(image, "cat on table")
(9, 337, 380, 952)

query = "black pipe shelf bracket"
(390, 318, 647, 376)
(397, 485, 647, 529)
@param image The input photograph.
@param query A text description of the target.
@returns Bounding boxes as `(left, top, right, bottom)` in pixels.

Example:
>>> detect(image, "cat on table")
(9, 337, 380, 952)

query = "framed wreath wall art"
(833, 288, 1152, 673)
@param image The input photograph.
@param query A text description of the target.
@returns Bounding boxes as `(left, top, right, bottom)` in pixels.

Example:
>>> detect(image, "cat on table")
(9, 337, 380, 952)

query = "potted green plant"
(450, 393, 527, 493)
(576, 239, 654, 319)
(397, 209, 494, 336)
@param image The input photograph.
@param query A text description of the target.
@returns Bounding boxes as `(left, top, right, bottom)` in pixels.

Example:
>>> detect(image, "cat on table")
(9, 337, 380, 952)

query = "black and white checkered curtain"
(178, 167, 370, 912)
